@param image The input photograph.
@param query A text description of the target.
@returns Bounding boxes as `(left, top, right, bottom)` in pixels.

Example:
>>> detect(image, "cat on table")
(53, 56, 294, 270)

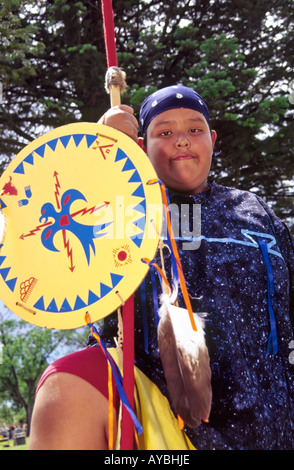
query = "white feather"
(157, 289, 212, 428)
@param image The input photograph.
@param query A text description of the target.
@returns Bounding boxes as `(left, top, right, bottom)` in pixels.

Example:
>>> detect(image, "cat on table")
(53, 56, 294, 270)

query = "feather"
(157, 288, 212, 428)
(104, 66, 127, 94)
(104, 66, 127, 107)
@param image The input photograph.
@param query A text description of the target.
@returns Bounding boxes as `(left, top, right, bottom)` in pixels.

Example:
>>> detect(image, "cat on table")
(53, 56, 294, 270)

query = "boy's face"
(146, 108, 217, 194)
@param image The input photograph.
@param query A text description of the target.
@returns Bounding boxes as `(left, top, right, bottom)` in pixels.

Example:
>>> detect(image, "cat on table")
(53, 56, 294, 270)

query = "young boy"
(29, 85, 294, 450)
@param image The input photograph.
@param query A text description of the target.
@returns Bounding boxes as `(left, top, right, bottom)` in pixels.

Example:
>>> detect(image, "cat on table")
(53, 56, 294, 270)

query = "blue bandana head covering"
(139, 84, 210, 136)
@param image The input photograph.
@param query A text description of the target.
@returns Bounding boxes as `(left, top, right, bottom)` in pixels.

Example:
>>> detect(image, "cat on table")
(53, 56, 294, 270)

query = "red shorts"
(36, 346, 120, 411)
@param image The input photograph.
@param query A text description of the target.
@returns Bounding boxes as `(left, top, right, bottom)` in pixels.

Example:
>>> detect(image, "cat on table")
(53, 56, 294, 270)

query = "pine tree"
(0, 0, 293, 228)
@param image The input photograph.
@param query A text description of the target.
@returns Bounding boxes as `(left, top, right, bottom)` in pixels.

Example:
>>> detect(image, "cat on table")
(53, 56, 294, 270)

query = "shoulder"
(30, 347, 117, 449)
(210, 181, 260, 201)
(210, 181, 276, 214)
(210, 182, 294, 251)
(36, 346, 107, 394)
(29, 368, 112, 449)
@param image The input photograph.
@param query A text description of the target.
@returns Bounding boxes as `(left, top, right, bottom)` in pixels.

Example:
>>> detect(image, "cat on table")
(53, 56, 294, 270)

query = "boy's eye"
(159, 130, 172, 136)
(158, 128, 202, 137)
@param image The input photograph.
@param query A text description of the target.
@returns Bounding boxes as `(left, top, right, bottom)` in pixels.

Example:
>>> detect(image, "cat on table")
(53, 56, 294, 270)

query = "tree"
(0, 0, 108, 169)
(0, 314, 89, 434)
(0, 0, 293, 229)
(121, 1, 294, 226)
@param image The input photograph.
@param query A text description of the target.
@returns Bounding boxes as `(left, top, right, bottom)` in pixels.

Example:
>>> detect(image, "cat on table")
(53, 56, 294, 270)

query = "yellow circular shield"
(0, 123, 162, 329)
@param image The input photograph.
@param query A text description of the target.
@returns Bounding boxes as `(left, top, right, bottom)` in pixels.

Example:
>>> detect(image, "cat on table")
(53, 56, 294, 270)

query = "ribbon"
(107, 359, 114, 449)
(257, 238, 278, 355)
(147, 179, 197, 332)
(142, 257, 171, 293)
(85, 313, 143, 443)
(121, 295, 136, 450)
(150, 267, 160, 327)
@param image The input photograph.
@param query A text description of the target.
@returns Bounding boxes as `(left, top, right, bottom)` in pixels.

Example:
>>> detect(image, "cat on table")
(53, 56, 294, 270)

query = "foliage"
(0, 314, 89, 432)
(0, 0, 293, 229)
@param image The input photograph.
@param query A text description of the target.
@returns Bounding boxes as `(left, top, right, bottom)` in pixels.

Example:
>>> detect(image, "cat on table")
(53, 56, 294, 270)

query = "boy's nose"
(175, 133, 190, 148)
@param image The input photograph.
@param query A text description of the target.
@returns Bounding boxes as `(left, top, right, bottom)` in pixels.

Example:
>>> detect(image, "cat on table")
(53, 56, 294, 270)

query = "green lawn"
(0, 437, 29, 450)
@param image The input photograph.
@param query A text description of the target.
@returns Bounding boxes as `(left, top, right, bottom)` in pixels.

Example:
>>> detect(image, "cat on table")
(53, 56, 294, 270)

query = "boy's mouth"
(172, 154, 196, 161)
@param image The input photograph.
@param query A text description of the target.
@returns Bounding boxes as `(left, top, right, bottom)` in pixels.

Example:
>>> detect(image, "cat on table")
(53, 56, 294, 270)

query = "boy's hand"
(100, 105, 139, 143)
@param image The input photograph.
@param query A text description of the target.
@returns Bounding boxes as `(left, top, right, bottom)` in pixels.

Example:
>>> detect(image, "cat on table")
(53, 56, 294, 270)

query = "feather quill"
(157, 287, 212, 428)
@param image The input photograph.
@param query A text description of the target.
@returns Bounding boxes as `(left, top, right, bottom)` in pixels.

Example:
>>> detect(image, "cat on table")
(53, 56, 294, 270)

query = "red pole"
(120, 294, 135, 449)
(101, 0, 118, 67)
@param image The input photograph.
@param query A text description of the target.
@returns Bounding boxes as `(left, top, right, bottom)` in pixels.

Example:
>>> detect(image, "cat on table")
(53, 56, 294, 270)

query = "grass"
(0, 437, 29, 450)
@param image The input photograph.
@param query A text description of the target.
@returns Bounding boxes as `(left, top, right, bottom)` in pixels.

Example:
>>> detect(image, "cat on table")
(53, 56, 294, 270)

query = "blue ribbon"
(150, 267, 160, 326)
(257, 237, 278, 355)
(140, 259, 161, 328)
(87, 321, 143, 435)
(140, 266, 162, 353)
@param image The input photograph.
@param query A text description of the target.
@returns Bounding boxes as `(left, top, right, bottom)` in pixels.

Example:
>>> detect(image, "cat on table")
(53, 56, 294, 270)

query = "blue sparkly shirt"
(98, 181, 294, 450)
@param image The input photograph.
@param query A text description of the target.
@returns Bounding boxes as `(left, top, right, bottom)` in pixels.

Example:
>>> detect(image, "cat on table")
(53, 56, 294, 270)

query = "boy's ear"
(211, 130, 217, 147)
